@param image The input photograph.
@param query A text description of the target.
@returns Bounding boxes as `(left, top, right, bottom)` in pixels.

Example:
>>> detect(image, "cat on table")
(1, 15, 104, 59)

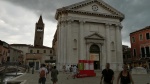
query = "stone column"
(61, 21, 65, 65)
(63, 21, 67, 65)
(57, 23, 61, 70)
(101, 43, 106, 70)
(97, 44, 102, 69)
(115, 24, 123, 71)
(79, 20, 85, 60)
(105, 23, 111, 63)
(67, 20, 72, 65)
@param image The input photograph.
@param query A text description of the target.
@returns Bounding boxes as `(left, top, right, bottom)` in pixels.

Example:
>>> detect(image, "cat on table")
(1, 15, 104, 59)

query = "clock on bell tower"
(34, 15, 44, 47)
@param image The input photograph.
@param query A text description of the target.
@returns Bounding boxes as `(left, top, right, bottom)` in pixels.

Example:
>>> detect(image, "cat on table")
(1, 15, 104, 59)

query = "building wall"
(130, 28, 150, 60)
(0, 40, 9, 64)
(29, 47, 55, 63)
(8, 47, 23, 63)
(56, 13, 123, 71)
(10, 45, 30, 63)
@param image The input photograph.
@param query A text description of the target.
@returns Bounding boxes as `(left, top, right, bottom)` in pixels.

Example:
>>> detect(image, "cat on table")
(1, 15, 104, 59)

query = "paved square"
(12, 71, 150, 84)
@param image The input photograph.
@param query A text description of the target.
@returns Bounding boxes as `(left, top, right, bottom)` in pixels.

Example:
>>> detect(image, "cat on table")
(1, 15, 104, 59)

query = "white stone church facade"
(53, 0, 125, 71)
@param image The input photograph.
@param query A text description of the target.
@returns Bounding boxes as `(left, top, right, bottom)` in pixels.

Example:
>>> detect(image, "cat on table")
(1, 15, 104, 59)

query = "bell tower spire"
(38, 15, 44, 24)
(34, 15, 45, 47)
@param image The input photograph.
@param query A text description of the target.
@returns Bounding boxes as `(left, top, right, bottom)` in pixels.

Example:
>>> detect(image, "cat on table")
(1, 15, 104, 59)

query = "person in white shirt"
(72, 65, 77, 79)
(39, 64, 48, 84)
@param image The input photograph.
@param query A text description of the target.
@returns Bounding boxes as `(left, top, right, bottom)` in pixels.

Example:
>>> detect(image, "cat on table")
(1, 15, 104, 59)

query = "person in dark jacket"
(100, 63, 114, 84)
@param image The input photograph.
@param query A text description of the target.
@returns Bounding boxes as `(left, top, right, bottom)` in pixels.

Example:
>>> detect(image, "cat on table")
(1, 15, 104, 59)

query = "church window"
(73, 39, 77, 50)
(90, 44, 100, 53)
(111, 42, 115, 50)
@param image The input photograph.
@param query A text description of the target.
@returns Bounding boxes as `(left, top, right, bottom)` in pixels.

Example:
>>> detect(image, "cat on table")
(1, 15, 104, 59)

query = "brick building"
(130, 26, 150, 68)
(0, 40, 9, 64)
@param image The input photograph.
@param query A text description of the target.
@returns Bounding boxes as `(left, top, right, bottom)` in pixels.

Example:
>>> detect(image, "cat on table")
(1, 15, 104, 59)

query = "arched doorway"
(90, 44, 100, 69)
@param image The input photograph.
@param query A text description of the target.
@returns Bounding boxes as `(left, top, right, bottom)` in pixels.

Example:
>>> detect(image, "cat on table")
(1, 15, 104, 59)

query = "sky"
(0, 0, 150, 47)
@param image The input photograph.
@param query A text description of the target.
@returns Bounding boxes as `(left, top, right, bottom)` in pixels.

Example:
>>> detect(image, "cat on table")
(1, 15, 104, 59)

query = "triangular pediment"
(55, 0, 124, 20)
(74, 3, 113, 15)
(85, 32, 104, 40)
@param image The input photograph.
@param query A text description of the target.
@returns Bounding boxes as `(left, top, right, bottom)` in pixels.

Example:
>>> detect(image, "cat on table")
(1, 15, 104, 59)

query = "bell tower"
(34, 15, 44, 47)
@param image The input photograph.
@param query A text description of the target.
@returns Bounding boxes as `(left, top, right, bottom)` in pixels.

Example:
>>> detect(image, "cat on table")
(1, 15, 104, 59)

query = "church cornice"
(56, 10, 124, 21)
(55, 0, 124, 21)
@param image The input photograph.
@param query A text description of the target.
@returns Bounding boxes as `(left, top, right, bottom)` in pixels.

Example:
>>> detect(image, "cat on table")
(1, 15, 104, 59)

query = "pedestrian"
(46, 64, 50, 74)
(70, 65, 73, 72)
(72, 65, 77, 79)
(39, 64, 48, 84)
(66, 65, 70, 74)
(62, 65, 66, 73)
(100, 63, 114, 84)
(51, 66, 59, 84)
(117, 64, 134, 84)
(67, 65, 73, 79)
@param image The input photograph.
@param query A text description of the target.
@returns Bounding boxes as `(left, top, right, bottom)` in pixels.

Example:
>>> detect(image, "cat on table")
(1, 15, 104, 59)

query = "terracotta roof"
(130, 26, 150, 34)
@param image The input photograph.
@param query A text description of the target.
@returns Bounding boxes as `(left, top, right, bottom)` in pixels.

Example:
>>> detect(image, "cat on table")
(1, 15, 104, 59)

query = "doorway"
(90, 44, 100, 70)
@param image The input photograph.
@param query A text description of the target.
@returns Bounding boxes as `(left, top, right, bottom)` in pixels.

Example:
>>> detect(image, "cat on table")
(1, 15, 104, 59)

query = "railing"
(0, 62, 27, 84)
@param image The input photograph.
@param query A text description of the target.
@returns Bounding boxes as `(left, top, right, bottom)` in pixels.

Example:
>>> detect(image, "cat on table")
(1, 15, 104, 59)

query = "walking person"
(51, 66, 59, 84)
(100, 63, 114, 84)
(117, 65, 134, 84)
(72, 65, 77, 79)
(39, 64, 48, 84)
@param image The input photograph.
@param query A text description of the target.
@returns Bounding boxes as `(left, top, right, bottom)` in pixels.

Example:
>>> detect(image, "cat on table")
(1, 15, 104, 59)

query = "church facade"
(53, 0, 125, 71)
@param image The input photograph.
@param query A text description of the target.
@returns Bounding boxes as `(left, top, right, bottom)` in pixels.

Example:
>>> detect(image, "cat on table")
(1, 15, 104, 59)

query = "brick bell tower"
(34, 15, 44, 47)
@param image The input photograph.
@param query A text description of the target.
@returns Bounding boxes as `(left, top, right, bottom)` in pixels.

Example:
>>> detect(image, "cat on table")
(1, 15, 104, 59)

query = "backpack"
(40, 70, 45, 78)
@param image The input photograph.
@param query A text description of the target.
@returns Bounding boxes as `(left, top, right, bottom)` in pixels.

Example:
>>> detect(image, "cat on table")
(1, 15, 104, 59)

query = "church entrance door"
(90, 44, 100, 70)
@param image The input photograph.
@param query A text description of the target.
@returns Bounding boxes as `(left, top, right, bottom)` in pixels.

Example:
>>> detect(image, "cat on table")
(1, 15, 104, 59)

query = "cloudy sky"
(0, 0, 150, 47)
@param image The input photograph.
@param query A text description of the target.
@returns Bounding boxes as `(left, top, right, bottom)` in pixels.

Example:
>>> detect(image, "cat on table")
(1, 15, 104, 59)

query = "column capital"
(105, 23, 111, 26)
(79, 20, 86, 23)
(115, 24, 123, 29)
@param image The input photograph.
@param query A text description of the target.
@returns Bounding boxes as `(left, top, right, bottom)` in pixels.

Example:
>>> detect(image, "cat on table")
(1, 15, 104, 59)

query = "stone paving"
(11, 70, 150, 84)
